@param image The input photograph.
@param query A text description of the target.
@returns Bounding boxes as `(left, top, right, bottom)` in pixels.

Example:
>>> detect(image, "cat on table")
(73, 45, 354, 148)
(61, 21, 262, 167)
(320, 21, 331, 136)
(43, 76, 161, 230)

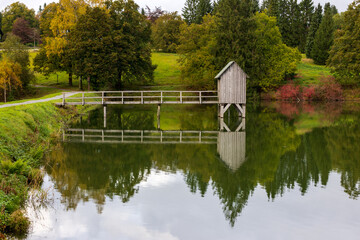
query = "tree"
(305, 3, 322, 58)
(311, 3, 335, 65)
(108, 0, 155, 88)
(68, 7, 117, 90)
(144, 6, 164, 23)
(0, 57, 22, 102)
(11, 18, 33, 44)
(177, 15, 217, 89)
(250, 12, 301, 90)
(298, 0, 314, 52)
(327, 0, 360, 85)
(1, 2, 37, 35)
(214, 0, 256, 72)
(0, 12, 3, 40)
(2, 34, 34, 89)
(39, 2, 59, 38)
(183, 0, 213, 24)
(151, 12, 184, 53)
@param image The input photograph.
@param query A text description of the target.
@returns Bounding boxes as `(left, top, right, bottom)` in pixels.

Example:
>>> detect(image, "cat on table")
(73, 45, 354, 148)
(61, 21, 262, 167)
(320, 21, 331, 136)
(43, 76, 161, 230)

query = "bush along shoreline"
(0, 103, 93, 238)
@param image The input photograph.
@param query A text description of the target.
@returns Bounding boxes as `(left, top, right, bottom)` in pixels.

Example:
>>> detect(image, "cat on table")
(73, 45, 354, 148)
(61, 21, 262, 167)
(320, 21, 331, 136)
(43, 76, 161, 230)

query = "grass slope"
(296, 56, 332, 85)
(0, 103, 92, 238)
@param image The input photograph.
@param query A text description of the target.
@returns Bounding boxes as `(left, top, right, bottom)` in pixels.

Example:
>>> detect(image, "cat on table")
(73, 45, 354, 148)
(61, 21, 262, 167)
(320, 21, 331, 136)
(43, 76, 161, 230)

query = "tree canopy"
(1, 2, 37, 36)
(151, 12, 184, 53)
(182, 0, 213, 24)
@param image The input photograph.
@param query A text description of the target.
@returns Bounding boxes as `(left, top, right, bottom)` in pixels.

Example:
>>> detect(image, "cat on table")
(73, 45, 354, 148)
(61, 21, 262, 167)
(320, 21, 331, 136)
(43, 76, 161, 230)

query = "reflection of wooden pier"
(57, 62, 248, 119)
(63, 129, 219, 144)
(62, 119, 246, 171)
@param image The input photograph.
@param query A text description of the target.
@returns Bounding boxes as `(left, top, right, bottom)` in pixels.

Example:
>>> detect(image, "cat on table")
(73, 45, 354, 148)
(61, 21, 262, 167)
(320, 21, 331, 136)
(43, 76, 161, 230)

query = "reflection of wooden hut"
(217, 132, 246, 171)
(215, 61, 248, 118)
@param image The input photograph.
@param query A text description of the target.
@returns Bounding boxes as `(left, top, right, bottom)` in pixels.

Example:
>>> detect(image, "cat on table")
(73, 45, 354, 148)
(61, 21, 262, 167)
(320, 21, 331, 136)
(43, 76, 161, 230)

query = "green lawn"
(296, 55, 332, 85)
(151, 52, 182, 86)
(30, 51, 182, 90)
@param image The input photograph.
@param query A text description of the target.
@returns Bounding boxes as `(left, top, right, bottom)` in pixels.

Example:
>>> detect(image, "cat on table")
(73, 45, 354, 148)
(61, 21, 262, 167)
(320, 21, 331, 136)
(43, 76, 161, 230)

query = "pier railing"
(63, 129, 219, 144)
(58, 91, 218, 106)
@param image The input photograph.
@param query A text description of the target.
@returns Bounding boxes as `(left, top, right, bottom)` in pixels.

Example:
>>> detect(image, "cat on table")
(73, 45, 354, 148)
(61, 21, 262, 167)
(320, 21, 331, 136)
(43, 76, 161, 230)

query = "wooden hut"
(215, 61, 248, 118)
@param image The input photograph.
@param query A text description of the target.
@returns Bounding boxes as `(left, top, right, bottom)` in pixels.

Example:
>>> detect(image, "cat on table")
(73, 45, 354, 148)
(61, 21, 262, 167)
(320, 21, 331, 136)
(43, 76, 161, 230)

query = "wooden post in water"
(103, 106, 107, 129)
(157, 104, 161, 129)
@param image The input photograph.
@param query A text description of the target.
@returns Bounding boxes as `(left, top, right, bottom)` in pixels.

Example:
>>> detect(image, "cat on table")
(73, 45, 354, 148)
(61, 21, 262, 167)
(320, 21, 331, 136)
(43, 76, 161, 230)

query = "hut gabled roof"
(215, 61, 249, 79)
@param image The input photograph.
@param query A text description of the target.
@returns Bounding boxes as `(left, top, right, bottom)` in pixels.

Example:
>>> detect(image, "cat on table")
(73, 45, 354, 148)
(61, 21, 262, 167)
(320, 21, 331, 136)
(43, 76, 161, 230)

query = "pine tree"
(328, 1, 360, 85)
(183, 0, 213, 24)
(196, 0, 213, 23)
(214, 0, 256, 69)
(311, 3, 334, 65)
(183, 0, 197, 24)
(305, 3, 322, 58)
(298, 0, 314, 52)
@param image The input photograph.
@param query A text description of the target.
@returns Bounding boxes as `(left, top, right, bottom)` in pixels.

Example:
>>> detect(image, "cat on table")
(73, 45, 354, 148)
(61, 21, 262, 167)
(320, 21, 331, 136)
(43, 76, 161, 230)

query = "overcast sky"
(0, 0, 355, 14)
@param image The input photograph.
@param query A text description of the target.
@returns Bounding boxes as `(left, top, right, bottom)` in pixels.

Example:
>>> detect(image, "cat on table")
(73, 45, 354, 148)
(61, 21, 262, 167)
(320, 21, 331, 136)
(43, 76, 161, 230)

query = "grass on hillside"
(30, 51, 183, 91)
(296, 55, 332, 85)
(151, 52, 181, 86)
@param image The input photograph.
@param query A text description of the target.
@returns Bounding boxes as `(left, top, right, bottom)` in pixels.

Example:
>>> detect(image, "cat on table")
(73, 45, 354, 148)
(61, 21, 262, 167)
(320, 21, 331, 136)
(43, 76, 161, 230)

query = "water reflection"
(44, 103, 360, 228)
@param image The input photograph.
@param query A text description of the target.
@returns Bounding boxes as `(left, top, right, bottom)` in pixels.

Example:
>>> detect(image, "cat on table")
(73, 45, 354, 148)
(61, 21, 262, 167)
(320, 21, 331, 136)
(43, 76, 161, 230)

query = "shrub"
(302, 86, 316, 100)
(275, 77, 343, 101)
(313, 76, 343, 101)
(7, 210, 30, 236)
(276, 82, 301, 101)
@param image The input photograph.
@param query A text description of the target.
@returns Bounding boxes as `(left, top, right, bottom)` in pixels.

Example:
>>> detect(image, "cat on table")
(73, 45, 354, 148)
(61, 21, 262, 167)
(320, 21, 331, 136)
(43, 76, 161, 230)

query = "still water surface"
(27, 103, 360, 239)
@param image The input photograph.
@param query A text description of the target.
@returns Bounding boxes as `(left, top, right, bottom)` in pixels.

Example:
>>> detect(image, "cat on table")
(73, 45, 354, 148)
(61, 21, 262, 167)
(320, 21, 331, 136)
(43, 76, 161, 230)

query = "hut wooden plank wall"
(217, 132, 246, 171)
(215, 61, 248, 118)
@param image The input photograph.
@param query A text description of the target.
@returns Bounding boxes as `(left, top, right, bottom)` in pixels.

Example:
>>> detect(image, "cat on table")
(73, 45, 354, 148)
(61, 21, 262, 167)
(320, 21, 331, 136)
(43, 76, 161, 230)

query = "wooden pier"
(56, 61, 248, 118)
(57, 91, 218, 106)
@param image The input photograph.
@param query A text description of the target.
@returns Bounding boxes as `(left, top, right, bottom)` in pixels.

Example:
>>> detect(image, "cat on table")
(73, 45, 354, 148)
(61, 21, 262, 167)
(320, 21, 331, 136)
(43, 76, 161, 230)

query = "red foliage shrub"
(276, 82, 301, 101)
(275, 77, 343, 102)
(302, 86, 315, 100)
(313, 76, 343, 101)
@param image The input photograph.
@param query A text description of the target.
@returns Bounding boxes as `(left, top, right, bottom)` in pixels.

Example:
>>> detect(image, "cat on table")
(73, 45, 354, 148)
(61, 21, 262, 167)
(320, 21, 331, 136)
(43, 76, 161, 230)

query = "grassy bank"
(0, 103, 92, 238)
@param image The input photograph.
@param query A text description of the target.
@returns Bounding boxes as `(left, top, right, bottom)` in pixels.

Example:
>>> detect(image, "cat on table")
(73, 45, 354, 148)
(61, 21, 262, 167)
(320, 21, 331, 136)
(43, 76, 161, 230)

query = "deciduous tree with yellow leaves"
(0, 57, 22, 102)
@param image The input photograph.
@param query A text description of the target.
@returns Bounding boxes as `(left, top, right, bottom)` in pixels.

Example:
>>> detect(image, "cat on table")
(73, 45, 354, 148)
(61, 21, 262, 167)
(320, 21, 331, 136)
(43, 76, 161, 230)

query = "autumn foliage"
(276, 76, 343, 101)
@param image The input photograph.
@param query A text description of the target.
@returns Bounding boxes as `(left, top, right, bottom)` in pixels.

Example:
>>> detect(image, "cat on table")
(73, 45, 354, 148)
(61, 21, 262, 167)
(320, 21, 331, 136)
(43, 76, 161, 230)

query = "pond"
(27, 102, 360, 239)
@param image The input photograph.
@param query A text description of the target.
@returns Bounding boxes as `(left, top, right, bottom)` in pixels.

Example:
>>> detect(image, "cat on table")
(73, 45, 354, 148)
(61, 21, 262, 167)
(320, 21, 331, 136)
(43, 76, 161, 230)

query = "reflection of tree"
(324, 118, 360, 199)
(47, 104, 360, 226)
(46, 143, 153, 212)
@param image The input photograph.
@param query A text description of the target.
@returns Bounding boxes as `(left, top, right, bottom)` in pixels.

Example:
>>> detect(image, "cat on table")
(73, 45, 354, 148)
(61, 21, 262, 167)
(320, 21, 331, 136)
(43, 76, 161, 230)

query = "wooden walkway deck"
(57, 91, 218, 106)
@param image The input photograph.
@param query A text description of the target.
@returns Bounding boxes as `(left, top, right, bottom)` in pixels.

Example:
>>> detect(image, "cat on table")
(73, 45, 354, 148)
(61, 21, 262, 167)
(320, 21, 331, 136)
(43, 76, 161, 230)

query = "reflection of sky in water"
(27, 171, 360, 240)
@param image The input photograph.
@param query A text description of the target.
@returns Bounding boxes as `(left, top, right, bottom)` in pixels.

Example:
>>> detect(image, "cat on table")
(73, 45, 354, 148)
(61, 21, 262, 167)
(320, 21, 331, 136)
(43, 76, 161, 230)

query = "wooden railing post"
(199, 92, 202, 104)
(82, 93, 85, 106)
(121, 92, 124, 104)
(141, 91, 144, 104)
(62, 93, 65, 106)
(102, 92, 104, 105)
(180, 91, 183, 103)
(161, 92, 163, 104)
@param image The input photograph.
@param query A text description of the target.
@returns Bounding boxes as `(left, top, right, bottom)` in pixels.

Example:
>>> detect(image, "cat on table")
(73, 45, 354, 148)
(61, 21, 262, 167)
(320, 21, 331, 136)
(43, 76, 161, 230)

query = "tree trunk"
(116, 71, 122, 90)
(87, 76, 90, 91)
(3, 83, 6, 103)
(79, 76, 83, 90)
(69, 72, 73, 86)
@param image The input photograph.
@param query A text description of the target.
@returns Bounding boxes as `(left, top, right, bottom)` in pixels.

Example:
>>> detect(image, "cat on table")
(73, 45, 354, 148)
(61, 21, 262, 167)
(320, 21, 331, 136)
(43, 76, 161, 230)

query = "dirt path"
(0, 92, 78, 109)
